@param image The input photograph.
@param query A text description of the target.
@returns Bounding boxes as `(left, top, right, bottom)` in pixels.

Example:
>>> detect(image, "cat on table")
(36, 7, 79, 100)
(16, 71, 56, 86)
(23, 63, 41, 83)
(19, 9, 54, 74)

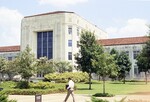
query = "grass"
(75, 80, 150, 95)
(1, 80, 150, 95)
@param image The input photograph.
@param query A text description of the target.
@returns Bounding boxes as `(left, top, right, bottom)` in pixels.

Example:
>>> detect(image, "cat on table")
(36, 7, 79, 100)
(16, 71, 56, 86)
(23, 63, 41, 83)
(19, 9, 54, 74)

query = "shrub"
(91, 96, 109, 102)
(3, 88, 65, 95)
(44, 72, 89, 83)
(0, 92, 17, 102)
(93, 93, 114, 97)
(0, 81, 16, 88)
(15, 81, 30, 89)
(30, 82, 55, 89)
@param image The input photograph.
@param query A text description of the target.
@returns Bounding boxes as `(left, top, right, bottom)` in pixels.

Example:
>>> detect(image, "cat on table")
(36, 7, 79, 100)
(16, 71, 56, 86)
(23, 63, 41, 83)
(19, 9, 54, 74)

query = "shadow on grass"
(127, 83, 146, 85)
(110, 82, 146, 85)
(77, 88, 93, 90)
(110, 82, 123, 84)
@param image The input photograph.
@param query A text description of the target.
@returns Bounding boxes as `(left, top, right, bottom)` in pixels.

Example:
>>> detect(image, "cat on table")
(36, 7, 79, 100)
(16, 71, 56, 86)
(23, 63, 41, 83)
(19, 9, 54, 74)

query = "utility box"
(35, 94, 42, 102)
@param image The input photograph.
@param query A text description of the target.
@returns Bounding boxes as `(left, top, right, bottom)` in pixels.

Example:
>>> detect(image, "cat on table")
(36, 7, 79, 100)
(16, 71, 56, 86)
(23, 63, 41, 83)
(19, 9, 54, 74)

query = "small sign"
(35, 94, 42, 102)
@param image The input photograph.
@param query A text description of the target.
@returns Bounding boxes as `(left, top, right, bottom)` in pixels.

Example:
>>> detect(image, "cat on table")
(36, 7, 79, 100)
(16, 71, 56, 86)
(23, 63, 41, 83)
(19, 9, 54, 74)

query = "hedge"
(44, 72, 89, 83)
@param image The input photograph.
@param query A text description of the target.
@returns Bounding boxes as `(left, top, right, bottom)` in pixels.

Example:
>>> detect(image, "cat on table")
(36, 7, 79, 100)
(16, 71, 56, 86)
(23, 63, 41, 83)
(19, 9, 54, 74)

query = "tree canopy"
(16, 45, 36, 81)
(117, 51, 131, 84)
(75, 31, 101, 89)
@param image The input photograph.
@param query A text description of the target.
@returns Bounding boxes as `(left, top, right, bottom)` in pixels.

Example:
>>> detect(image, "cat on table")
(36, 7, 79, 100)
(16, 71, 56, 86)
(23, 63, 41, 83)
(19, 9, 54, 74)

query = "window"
(68, 40, 72, 47)
(125, 51, 129, 57)
(37, 31, 53, 59)
(68, 52, 72, 60)
(68, 26, 72, 34)
(134, 65, 139, 75)
(8, 57, 12, 60)
(133, 51, 140, 59)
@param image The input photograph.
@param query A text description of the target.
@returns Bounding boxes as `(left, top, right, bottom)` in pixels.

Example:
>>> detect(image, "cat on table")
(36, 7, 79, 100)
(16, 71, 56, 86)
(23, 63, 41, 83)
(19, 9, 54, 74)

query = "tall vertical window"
(68, 52, 72, 60)
(134, 65, 139, 75)
(133, 50, 140, 59)
(68, 26, 72, 34)
(68, 40, 72, 47)
(37, 31, 53, 59)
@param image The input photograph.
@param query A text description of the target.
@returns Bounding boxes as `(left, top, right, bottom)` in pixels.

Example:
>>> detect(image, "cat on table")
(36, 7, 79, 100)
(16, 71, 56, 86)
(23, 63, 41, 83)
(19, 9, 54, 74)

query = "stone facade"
(21, 11, 107, 66)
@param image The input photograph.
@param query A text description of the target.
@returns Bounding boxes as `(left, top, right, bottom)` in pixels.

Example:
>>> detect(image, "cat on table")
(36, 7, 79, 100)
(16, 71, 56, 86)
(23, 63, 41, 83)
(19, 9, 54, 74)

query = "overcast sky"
(0, 0, 150, 46)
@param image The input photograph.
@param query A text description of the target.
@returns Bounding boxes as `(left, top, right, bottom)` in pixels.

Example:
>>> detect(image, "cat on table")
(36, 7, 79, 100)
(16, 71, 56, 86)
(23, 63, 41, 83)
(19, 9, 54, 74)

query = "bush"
(15, 81, 30, 89)
(44, 72, 89, 83)
(3, 88, 65, 95)
(0, 92, 17, 102)
(0, 81, 16, 88)
(93, 93, 114, 97)
(30, 82, 55, 89)
(91, 97, 109, 102)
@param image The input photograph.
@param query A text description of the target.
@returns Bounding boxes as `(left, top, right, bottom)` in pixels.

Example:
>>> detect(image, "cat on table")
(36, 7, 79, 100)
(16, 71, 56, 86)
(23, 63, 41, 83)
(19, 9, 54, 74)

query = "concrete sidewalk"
(9, 94, 91, 102)
(9, 94, 150, 102)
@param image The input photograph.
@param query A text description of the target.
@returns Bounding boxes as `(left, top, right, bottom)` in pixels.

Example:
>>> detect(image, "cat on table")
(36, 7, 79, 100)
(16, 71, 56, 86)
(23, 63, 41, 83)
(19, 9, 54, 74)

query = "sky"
(0, 0, 150, 46)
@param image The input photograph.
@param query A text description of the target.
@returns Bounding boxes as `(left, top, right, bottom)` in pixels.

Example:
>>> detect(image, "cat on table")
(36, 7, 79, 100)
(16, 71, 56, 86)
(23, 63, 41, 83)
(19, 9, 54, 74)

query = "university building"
(0, 46, 20, 60)
(0, 11, 149, 80)
(99, 36, 149, 79)
(21, 11, 107, 66)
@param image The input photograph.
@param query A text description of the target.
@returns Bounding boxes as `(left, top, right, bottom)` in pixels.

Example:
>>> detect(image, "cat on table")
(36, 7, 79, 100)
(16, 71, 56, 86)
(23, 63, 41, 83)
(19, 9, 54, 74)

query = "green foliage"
(16, 45, 36, 81)
(5, 60, 19, 80)
(91, 97, 109, 102)
(75, 31, 101, 89)
(54, 61, 73, 73)
(92, 51, 118, 94)
(30, 82, 55, 89)
(0, 81, 16, 88)
(0, 57, 7, 80)
(93, 93, 114, 97)
(15, 81, 30, 89)
(117, 51, 131, 84)
(35, 57, 55, 75)
(44, 72, 89, 83)
(3, 88, 65, 95)
(136, 35, 150, 84)
(0, 93, 17, 102)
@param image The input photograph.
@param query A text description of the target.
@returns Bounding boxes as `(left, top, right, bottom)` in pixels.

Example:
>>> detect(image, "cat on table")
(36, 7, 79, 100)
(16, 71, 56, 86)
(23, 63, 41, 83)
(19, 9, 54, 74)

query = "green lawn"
(75, 81, 150, 95)
(1, 81, 150, 95)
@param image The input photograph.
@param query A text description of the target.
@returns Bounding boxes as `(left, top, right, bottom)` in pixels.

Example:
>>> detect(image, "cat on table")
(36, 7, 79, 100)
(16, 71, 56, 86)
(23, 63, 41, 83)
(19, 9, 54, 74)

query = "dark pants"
(64, 89, 75, 102)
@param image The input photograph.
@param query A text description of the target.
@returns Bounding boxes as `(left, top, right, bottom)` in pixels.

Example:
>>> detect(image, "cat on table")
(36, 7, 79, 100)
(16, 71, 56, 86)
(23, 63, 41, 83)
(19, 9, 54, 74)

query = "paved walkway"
(9, 94, 150, 102)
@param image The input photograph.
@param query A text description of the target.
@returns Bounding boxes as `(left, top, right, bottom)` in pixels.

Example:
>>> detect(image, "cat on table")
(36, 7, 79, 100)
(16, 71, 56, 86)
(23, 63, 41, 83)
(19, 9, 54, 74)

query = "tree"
(136, 35, 150, 84)
(5, 59, 19, 80)
(117, 51, 131, 84)
(36, 57, 55, 76)
(54, 61, 73, 73)
(16, 45, 36, 81)
(136, 52, 149, 84)
(75, 31, 99, 90)
(109, 48, 119, 80)
(92, 52, 118, 94)
(0, 57, 7, 81)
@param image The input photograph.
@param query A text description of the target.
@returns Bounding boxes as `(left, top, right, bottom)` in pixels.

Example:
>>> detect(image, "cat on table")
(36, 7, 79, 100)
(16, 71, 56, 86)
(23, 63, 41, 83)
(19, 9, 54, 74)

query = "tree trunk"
(89, 73, 91, 90)
(145, 72, 148, 84)
(99, 75, 101, 81)
(102, 76, 105, 94)
(123, 73, 126, 84)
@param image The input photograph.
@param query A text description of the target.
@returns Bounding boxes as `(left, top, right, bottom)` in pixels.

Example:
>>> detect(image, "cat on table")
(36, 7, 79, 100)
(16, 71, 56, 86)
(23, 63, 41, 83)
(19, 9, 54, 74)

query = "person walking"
(64, 77, 75, 102)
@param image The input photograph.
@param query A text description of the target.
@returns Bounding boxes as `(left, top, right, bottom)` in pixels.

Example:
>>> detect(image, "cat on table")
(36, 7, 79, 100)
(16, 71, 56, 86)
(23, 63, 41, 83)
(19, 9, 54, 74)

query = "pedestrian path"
(9, 94, 150, 102)
(9, 94, 91, 102)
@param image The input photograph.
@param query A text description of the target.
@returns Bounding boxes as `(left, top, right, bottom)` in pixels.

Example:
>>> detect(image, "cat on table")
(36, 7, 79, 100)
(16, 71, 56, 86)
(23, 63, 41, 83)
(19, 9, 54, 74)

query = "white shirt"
(67, 80, 74, 90)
